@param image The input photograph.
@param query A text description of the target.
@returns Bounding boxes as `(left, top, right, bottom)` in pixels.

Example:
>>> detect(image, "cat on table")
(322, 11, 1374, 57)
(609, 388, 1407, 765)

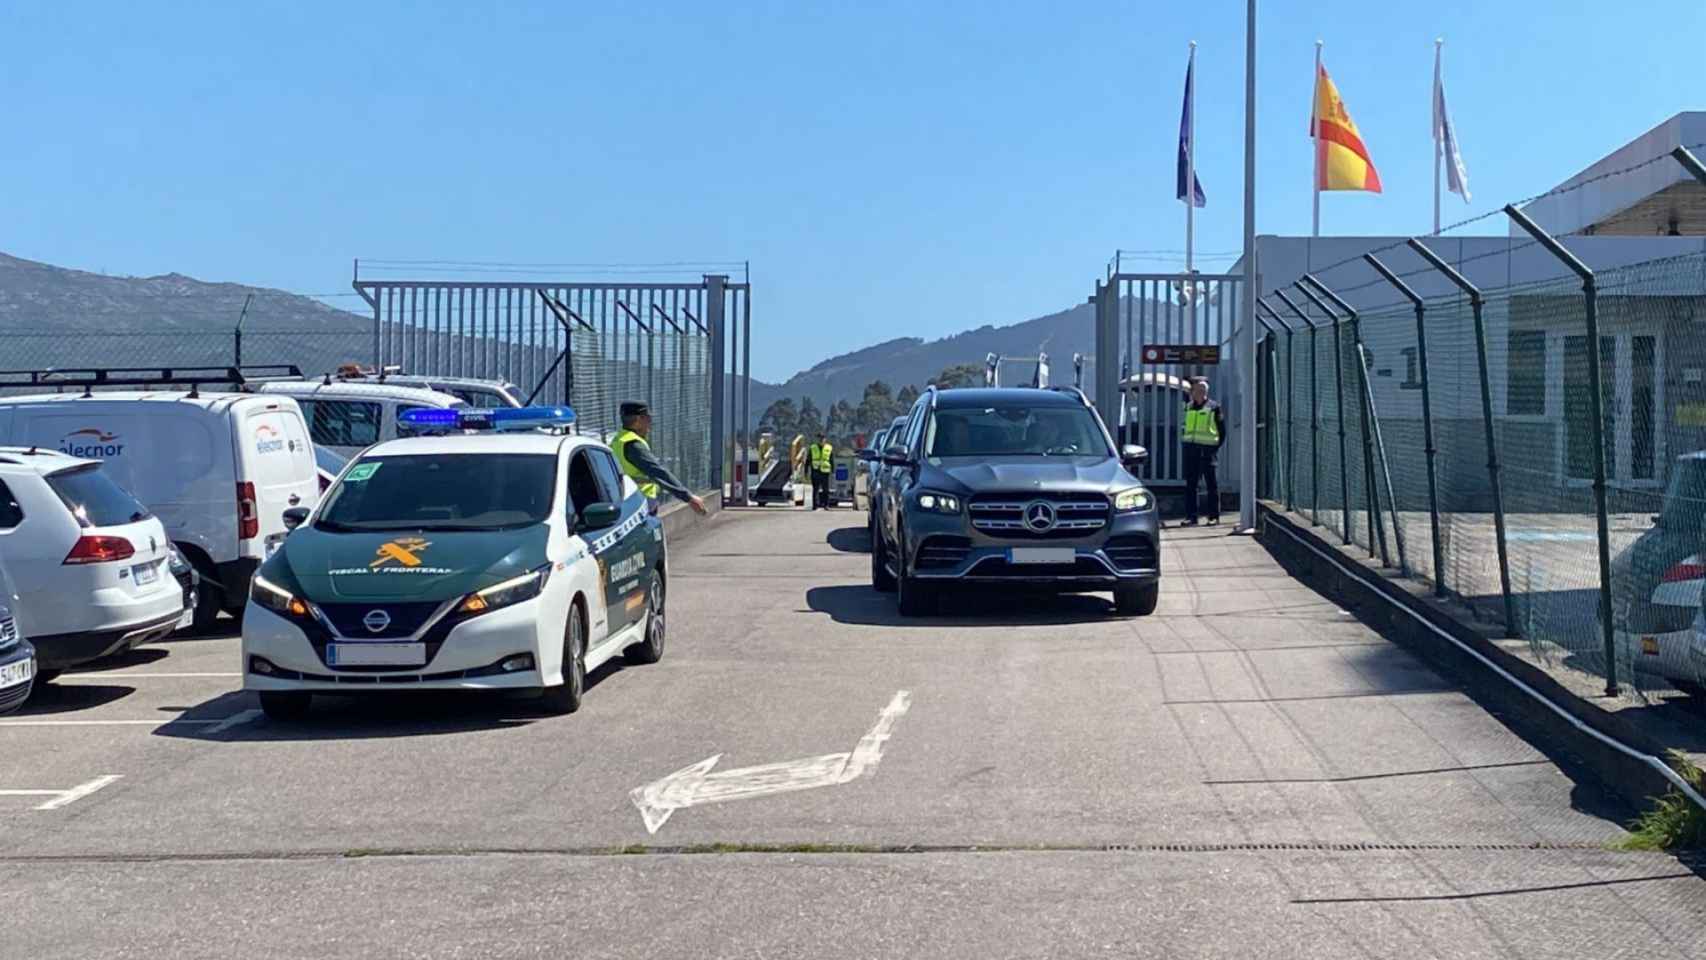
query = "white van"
(0, 392, 320, 630)
(251, 380, 465, 458)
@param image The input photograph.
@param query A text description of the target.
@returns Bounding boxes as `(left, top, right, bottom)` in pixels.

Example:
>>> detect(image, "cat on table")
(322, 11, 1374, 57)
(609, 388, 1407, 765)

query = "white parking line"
(57, 672, 241, 680)
(206, 709, 261, 733)
(0, 718, 233, 727)
(0, 775, 122, 810)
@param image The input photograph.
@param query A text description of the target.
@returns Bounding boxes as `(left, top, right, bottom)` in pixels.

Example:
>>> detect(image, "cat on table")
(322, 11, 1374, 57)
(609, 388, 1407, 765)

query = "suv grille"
(968, 492, 1110, 539)
(1103, 535, 1158, 572)
(0, 615, 16, 651)
(318, 601, 443, 639)
(915, 535, 972, 570)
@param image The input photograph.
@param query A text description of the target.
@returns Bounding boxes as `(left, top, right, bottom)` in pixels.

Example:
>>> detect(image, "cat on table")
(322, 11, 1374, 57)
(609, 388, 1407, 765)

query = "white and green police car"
(241, 406, 666, 719)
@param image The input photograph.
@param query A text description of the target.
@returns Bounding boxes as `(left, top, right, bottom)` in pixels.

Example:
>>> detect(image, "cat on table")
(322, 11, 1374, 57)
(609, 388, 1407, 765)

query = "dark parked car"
(0, 557, 35, 714)
(866, 386, 1160, 617)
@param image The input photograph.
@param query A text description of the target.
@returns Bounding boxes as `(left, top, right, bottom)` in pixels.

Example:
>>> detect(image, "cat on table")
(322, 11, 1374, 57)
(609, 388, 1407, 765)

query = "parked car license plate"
(132, 562, 159, 586)
(1009, 547, 1074, 565)
(0, 656, 34, 689)
(326, 643, 426, 667)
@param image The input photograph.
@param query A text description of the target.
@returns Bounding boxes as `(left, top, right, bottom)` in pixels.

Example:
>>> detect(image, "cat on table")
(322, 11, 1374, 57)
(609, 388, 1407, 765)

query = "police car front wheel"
(540, 601, 587, 715)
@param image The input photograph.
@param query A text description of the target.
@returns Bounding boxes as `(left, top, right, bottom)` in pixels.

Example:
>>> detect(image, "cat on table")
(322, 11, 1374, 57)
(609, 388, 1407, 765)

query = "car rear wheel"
(871, 520, 897, 593)
(191, 583, 224, 633)
(1114, 583, 1160, 617)
(541, 601, 587, 714)
(626, 571, 666, 665)
(259, 691, 311, 720)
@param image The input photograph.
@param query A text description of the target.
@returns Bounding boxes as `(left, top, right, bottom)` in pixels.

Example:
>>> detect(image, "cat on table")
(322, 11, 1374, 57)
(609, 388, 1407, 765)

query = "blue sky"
(3, 1, 1702, 381)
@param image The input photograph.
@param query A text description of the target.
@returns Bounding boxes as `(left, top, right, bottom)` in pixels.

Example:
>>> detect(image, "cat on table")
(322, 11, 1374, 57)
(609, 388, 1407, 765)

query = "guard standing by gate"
(809, 433, 834, 510)
(1181, 377, 1226, 526)
(613, 401, 708, 517)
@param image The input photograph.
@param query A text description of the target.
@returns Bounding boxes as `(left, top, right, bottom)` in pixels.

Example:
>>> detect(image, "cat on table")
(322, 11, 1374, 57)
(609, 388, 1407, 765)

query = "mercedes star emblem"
(1023, 500, 1057, 532)
(363, 609, 392, 633)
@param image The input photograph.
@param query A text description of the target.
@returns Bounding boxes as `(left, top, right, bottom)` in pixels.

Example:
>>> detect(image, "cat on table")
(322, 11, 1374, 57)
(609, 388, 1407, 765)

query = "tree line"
(756, 362, 984, 452)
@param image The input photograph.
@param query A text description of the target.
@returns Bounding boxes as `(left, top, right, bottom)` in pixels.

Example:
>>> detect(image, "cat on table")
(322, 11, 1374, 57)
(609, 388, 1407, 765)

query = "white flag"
(1433, 44, 1470, 202)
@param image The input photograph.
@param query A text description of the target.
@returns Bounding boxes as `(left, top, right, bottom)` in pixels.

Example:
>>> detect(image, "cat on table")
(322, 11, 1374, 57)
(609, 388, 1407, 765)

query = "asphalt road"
(3, 508, 1703, 958)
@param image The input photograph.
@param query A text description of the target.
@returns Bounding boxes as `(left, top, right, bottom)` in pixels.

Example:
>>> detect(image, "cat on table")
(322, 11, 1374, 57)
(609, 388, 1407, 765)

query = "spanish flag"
(1310, 62, 1382, 193)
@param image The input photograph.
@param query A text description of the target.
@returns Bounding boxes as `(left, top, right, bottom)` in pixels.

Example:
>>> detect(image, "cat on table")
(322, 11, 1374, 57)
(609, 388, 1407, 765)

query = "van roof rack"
(0, 365, 304, 398)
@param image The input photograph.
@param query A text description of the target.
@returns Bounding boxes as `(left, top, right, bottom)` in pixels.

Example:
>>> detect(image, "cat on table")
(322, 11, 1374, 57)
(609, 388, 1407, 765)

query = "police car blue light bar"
(399, 405, 576, 433)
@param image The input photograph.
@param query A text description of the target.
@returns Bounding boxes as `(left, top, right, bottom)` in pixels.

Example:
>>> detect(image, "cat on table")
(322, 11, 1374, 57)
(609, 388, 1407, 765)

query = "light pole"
(1238, 0, 1258, 532)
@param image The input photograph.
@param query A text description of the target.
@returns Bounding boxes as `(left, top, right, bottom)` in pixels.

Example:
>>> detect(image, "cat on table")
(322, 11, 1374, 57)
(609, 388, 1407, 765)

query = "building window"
(1399, 347, 1421, 390)
(1506, 330, 1547, 416)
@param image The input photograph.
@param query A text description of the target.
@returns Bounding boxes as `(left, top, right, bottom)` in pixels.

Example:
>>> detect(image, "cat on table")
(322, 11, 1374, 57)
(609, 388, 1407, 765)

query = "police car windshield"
(316, 454, 556, 531)
(925, 406, 1109, 458)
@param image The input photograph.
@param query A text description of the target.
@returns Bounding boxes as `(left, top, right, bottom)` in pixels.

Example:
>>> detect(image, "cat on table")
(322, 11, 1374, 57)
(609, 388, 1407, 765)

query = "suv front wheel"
(895, 533, 936, 617)
(870, 518, 897, 593)
(1114, 583, 1160, 617)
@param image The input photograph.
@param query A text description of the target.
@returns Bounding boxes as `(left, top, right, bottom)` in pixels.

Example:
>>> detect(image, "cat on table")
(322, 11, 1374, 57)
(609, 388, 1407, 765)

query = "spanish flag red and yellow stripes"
(1310, 63, 1382, 193)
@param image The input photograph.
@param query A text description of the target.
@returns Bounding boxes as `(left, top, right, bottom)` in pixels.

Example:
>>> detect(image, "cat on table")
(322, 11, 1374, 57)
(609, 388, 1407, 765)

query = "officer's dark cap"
(621, 401, 651, 418)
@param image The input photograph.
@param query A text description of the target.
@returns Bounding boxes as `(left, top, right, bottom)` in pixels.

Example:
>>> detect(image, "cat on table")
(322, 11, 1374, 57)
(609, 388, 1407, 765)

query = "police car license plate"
(1009, 547, 1074, 565)
(326, 643, 426, 667)
(0, 656, 34, 689)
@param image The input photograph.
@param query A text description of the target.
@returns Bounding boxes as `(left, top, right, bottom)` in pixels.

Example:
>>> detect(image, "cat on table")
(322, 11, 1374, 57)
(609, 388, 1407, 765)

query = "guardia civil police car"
(241, 406, 667, 719)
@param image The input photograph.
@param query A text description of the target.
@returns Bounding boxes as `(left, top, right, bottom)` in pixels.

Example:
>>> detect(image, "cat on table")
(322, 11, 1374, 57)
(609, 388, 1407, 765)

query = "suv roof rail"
(0, 365, 303, 399)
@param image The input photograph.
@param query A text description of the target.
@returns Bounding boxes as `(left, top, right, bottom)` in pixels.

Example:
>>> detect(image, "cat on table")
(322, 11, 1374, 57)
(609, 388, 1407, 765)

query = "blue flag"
(1177, 58, 1206, 208)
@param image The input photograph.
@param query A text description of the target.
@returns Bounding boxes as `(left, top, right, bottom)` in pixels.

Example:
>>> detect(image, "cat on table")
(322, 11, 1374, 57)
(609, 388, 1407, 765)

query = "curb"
(1258, 504, 1703, 817)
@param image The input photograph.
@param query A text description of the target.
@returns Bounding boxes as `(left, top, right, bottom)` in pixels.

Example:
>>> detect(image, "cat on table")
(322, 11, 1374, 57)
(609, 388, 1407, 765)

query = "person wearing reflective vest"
(809, 433, 835, 510)
(1180, 377, 1226, 527)
(613, 401, 708, 517)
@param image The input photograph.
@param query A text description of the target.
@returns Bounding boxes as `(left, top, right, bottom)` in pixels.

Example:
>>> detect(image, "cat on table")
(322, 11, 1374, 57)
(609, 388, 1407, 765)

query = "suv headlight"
(458, 565, 551, 615)
(251, 574, 311, 619)
(914, 491, 961, 514)
(1113, 487, 1153, 512)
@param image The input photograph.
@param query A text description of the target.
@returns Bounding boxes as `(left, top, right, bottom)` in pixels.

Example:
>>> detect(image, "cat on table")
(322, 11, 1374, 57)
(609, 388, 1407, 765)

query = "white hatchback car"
(0, 448, 185, 679)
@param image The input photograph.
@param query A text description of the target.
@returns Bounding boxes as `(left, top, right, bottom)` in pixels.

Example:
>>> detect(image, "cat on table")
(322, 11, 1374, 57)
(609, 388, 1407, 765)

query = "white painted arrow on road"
(630, 690, 911, 834)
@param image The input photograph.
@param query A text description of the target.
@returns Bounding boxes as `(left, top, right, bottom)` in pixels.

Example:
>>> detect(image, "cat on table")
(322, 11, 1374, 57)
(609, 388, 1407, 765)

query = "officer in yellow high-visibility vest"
(613, 401, 708, 517)
(1180, 377, 1226, 527)
(808, 433, 834, 510)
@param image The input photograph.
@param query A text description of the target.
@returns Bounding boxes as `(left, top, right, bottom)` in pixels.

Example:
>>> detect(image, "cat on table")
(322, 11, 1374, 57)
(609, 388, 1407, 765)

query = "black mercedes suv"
(863, 385, 1160, 617)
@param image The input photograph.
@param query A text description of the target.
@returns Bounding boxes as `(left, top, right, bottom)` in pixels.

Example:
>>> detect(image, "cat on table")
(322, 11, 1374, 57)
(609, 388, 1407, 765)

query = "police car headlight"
(915, 491, 961, 514)
(251, 574, 310, 619)
(458, 564, 551, 615)
(1113, 488, 1153, 512)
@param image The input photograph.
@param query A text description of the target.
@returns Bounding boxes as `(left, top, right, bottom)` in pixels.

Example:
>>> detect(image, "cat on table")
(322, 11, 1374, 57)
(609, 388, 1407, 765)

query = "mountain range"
(0, 250, 1095, 418)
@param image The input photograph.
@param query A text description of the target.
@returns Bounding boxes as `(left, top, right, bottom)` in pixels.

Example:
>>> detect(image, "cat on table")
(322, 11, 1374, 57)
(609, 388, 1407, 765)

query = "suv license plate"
(1009, 547, 1074, 565)
(132, 562, 159, 586)
(326, 643, 426, 667)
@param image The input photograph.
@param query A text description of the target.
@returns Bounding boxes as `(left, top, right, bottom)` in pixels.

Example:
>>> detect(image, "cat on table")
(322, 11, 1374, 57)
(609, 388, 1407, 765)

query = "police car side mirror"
(855, 448, 877, 463)
(282, 506, 310, 531)
(578, 502, 621, 530)
(881, 444, 913, 467)
(1121, 444, 1148, 467)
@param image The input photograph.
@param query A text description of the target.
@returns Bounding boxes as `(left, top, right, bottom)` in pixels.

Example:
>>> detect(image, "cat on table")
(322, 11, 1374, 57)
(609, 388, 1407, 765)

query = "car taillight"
(64, 535, 136, 564)
(238, 481, 258, 540)
(1661, 561, 1705, 583)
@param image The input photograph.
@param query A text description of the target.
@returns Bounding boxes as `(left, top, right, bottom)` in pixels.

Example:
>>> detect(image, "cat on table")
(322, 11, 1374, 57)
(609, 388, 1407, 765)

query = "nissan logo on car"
(1023, 500, 1057, 532)
(362, 609, 391, 633)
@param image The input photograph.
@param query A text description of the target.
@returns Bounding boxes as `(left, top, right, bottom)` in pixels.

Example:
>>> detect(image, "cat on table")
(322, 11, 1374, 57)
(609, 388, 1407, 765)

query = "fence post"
(1366, 253, 1443, 595)
(1504, 206, 1620, 696)
(705, 275, 728, 495)
(1301, 276, 1388, 564)
(1258, 300, 1297, 513)
(1253, 313, 1281, 499)
(1293, 282, 1353, 547)
(1408, 239, 1518, 639)
(1274, 290, 1320, 526)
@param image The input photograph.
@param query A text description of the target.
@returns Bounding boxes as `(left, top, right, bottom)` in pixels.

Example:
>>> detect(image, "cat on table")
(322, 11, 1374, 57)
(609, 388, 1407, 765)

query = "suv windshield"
(1659, 457, 1706, 532)
(925, 405, 1110, 458)
(47, 464, 151, 528)
(316, 454, 556, 531)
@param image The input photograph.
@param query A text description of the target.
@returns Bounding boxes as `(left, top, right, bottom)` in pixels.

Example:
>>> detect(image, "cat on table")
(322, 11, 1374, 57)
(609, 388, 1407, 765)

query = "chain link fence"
(1264, 247, 1706, 703)
(0, 278, 740, 496)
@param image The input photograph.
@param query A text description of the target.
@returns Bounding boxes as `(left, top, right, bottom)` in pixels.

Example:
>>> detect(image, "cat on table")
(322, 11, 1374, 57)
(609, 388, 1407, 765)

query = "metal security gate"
(1092, 273, 1244, 489)
(352, 267, 753, 497)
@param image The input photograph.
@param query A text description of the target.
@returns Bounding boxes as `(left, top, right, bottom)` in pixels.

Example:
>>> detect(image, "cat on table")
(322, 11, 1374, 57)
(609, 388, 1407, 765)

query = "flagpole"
(1312, 40, 1322, 237)
(1186, 40, 1197, 277)
(1433, 38, 1443, 235)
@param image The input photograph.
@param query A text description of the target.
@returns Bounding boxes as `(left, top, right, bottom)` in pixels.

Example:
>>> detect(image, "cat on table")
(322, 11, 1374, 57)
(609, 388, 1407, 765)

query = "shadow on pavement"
(825, 526, 870, 554)
(10, 681, 137, 715)
(68, 646, 170, 672)
(806, 583, 1119, 627)
(152, 662, 630, 742)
